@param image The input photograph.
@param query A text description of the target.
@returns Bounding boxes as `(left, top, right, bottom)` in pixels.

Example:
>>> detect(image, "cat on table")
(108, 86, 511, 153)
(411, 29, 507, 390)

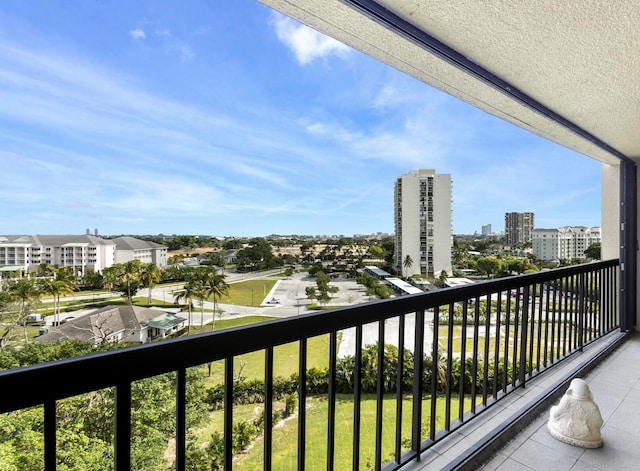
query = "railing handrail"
(0, 259, 618, 414)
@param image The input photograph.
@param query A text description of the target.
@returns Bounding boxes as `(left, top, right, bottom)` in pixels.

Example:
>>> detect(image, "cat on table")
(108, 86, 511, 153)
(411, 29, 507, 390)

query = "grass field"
(229, 393, 470, 470)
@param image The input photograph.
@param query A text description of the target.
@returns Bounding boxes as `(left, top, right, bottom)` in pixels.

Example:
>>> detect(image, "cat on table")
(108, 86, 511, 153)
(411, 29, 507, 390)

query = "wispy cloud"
(129, 29, 146, 40)
(271, 13, 351, 65)
(0, 3, 602, 236)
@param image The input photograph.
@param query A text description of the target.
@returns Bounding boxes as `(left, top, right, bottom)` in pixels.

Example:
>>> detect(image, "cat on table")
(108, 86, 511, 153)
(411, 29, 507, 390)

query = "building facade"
(0, 235, 116, 276)
(394, 169, 452, 278)
(504, 212, 535, 246)
(532, 226, 602, 261)
(112, 236, 168, 267)
(0, 234, 167, 276)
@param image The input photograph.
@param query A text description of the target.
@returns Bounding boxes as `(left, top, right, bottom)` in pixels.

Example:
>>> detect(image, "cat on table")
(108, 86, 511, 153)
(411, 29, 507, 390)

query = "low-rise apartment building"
(532, 226, 601, 261)
(0, 234, 167, 276)
(112, 236, 168, 267)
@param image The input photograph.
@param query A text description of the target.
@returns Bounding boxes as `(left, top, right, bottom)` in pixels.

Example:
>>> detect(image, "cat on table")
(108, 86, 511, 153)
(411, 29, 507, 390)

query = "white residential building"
(0, 235, 116, 276)
(112, 236, 168, 267)
(0, 234, 168, 276)
(532, 226, 602, 261)
(394, 169, 452, 277)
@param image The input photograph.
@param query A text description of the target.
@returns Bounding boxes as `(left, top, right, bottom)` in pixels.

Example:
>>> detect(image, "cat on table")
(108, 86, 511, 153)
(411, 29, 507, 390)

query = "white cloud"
(129, 29, 146, 40)
(271, 13, 350, 65)
(180, 45, 194, 63)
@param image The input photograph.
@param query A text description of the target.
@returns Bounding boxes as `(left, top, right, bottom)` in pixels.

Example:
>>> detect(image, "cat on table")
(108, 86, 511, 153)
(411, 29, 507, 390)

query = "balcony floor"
(480, 332, 640, 470)
(405, 331, 638, 471)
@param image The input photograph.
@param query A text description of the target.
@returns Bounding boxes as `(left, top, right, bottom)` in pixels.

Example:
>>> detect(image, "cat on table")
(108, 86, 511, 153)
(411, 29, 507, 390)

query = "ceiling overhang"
(261, 0, 640, 166)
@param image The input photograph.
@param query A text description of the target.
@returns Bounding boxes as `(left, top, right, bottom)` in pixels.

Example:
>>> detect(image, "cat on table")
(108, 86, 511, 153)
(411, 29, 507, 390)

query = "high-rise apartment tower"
(394, 169, 452, 278)
(504, 212, 535, 245)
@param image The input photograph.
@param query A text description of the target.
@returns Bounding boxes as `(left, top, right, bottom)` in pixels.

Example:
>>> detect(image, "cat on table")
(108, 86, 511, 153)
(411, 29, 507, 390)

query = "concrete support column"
(606, 160, 639, 331)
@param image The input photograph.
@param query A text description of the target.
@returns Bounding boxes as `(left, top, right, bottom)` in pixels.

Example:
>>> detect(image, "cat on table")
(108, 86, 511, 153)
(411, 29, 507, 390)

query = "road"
(45, 268, 434, 357)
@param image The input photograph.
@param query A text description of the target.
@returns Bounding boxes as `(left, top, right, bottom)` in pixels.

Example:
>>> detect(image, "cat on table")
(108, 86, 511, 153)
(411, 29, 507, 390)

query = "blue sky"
(0, 1, 602, 237)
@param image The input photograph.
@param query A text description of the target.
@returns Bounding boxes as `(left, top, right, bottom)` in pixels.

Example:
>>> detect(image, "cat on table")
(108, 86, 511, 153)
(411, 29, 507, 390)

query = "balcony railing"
(0, 260, 619, 470)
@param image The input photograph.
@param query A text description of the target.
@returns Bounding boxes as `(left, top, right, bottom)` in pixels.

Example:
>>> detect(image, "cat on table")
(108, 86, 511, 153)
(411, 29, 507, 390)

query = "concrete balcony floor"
(481, 332, 640, 471)
(405, 331, 638, 471)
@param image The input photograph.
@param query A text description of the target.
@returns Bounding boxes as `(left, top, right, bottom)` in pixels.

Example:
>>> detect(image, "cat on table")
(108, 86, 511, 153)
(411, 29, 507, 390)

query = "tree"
(7, 278, 42, 344)
(104, 260, 143, 304)
(42, 279, 75, 326)
(584, 242, 601, 261)
(305, 286, 316, 302)
(174, 281, 199, 335)
(140, 263, 162, 305)
(204, 270, 230, 331)
(437, 270, 448, 287)
(403, 255, 413, 278)
(476, 256, 501, 278)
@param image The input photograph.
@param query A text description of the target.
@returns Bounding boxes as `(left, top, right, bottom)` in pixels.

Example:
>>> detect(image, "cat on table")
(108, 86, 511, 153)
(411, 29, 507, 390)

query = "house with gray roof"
(36, 305, 185, 345)
(112, 236, 168, 267)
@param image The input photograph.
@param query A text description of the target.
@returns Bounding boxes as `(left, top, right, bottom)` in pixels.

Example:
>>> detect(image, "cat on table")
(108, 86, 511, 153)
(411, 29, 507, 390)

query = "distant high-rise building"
(394, 169, 452, 277)
(481, 224, 492, 236)
(504, 212, 535, 245)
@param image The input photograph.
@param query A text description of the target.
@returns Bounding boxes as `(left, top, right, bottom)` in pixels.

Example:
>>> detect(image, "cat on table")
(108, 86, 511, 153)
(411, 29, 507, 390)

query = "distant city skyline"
(0, 1, 601, 237)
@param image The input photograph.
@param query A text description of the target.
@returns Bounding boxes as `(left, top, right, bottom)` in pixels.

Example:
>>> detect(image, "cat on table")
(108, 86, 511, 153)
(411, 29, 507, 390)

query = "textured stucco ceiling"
(261, 0, 640, 165)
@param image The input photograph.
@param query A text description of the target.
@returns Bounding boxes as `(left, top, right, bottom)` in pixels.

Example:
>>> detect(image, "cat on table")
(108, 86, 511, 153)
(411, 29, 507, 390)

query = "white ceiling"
(261, 0, 640, 166)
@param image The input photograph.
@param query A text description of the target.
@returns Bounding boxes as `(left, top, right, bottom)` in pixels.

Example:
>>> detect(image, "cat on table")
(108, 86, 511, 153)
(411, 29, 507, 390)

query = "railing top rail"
(0, 259, 618, 413)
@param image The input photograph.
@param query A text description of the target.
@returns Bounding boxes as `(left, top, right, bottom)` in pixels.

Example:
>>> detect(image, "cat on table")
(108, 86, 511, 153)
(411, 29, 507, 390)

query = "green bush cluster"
(189, 392, 298, 470)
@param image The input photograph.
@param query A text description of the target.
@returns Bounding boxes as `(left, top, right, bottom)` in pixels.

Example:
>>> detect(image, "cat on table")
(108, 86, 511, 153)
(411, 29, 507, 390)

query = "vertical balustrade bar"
(502, 292, 511, 393)
(511, 293, 521, 388)
(176, 368, 186, 471)
(459, 299, 469, 419)
(561, 277, 568, 357)
(543, 282, 551, 367)
(482, 293, 491, 406)
(298, 339, 307, 471)
(517, 290, 528, 386)
(445, 303, 455, 431)
(492, 291, 502, 400)
(604, 266, 610, 330)
(578, 273, 585, 350)
(353, 325, 363, 469)
(264, 347, 274, 471)
(552, 278, 560, 362)
(534, 284, 542, 373)
(374, 321, 385, 471)
(525, 286, 534, 377)
(429, 307, 438, 442)
(44, 399, 56, 471)
(327, 331, 337, 471)
(411, 308, 424, 453)
(395, 314, 405, 464)
(224, 357, 234, 470)
(114, 382, 131, 471)
(590, 270, 597, 339)
(572, 275, 578, 347)
(470, 298, 480, 414)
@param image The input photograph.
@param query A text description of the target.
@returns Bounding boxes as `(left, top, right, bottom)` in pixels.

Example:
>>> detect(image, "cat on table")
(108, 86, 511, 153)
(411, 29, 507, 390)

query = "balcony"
(0, 260, 625, 470)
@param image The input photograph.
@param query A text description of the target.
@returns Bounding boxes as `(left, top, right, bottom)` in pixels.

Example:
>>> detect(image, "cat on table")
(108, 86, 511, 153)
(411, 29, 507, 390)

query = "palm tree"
(173, 280, 199, 335)
(204, 268, 230, 331)
(403, 254, 414, 278)
(8, 279, 41, 344)
(140, 263, 162, 306)
(44, 279, 75, 326)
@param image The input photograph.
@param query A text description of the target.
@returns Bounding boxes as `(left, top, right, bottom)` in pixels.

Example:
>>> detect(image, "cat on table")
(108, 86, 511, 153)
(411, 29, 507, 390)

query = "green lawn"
(232, 393, 470, 470)
(221, 279, 278, 306)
